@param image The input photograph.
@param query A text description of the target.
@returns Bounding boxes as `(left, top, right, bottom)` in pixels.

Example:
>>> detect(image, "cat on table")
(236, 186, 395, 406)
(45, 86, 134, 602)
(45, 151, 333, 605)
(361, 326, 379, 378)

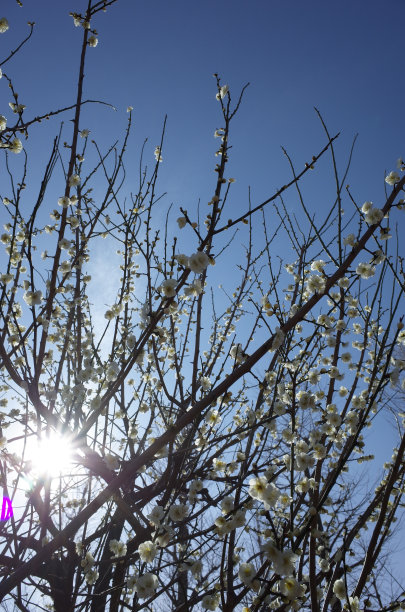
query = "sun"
(29, 432, 73, 478)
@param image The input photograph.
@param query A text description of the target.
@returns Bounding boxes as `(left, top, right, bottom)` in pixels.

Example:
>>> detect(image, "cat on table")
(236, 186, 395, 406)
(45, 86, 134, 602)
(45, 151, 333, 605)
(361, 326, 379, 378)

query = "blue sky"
(2, 0, 404, 211)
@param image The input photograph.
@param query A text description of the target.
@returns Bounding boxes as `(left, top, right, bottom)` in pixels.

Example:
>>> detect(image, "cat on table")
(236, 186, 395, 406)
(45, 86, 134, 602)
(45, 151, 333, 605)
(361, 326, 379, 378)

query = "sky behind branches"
(1, 0, 405, 587)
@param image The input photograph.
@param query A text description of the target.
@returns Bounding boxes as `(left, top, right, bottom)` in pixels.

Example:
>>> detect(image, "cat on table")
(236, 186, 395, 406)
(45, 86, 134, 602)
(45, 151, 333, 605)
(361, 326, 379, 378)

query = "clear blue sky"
(2, 0, 404, 212)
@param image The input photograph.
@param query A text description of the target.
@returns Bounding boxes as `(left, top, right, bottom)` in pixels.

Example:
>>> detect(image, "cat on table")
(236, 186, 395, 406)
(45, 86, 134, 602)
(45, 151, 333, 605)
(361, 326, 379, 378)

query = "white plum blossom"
(160, 278, 177, 298)
(103, 453, 119, 470)
(68, 174, 81, 187)
(184, 279, 203, 297)
(154, 146, 162, 162)
(147, 505, 164, 526)
(9, 138, 23, 154)
(106, 361, 120, 381)
(269, 326, 285, 352)
(88, 35, 98, 47)
(216, 84, 229, 100)
(58, 196, 71, 208)
(333, 579, 346, 600)
(238, 562, 255, 585)
(109, 539, 127, 558)
(385, 171, 400, 185)
(365, 207, 384, 225)
(138, 540, 157, 563)
(169, 503, 188, 522)
(23, 290, 43, 306)
(343, 233, 356, 247)
(201, 593, 220, 610)
(188, 251, 210, 273)
(0, 115, 6, 131)
(306, 274, 326, 294)
(356, 262, 375, 279)
(310, 259, 326, 272)
(85, 568, 99, 585)
(230, 343, 246, 364)
(0, 18, 9, 33)
(135, 573, 158, 599)
(280, 577, 306, 600)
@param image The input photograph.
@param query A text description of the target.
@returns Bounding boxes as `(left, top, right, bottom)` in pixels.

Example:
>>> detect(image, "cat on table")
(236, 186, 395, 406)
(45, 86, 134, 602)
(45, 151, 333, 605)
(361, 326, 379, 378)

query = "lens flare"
(29, 432, 73, 478)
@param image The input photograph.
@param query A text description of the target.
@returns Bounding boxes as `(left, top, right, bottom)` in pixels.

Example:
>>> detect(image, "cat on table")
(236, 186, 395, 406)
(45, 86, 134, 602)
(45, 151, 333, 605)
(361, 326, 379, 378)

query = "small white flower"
(201, 594, 220, 610)
(126, 106, 133, 112)
(361, 201, 373, 213)
(160, 278, 177, 298)
(310, 259, 326, 272)
(88, 35, 98, 47)
(238, 562, 255, 585)
(85, 568, 99, 585)
(9, 138, 23, 154)
(103, 453, 119, 470)
(23, 290, 43, 306)
(134, 573, 158, 599)
(269, 327, 285, 352)
(188, 251, 210, 274)
(333, 578, 346, 600)
(216, 84, 229, 100)
(138, 540, 157, 563)
(0, 18, 9, 33)
(80, 129, 90, 138)
(154, 146, 163, 162)
(147, 505, 165, 526)
(0, 115, 6, 131)
(169, 503, 188, 522)
(385, 171, 400, 185)
(109, 539, 127, 558)
(68, 174, 81, 187)
(365, 207, 384, 225)
(58, 196, 71, 208)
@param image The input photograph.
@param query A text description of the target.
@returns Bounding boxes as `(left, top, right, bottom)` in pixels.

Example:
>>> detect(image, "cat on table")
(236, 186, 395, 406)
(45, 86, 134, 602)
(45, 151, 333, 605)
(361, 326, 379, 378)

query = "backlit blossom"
(103, 453, 119, 470)
(385, 171, 400, 185)
(68, 174, 80, 187)
(202, 594, 220, 610)
(154, 146, 162, 162)
(0, 18, 9, 33)
(238, 562, 255, 585)
(9, 138, 23, 154)
(138, 540, 157, 563)
(23, 290, 43, 306)
(333, 579, 346, 600)
(216, 84, 229, 100)
(0, 115, 6, 131)
(58, 196, 71, 208)
(169, 503, 188, 522)
(306, 274, 326, 294)
(109, 539, 127, 558)
(160, 278, 177, 298)
(88, 35, 98, 47)
(356, 262, 375, 279)
(188, 251, 210, 273)
(135, 573, 158, 599)
(365, 207, 383, 225)
(147, 505, 164, 526)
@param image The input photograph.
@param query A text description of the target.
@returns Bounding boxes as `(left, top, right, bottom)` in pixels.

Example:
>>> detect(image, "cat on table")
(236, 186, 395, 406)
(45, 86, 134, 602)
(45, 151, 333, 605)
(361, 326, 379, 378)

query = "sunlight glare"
(30, 432, 73, 478)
